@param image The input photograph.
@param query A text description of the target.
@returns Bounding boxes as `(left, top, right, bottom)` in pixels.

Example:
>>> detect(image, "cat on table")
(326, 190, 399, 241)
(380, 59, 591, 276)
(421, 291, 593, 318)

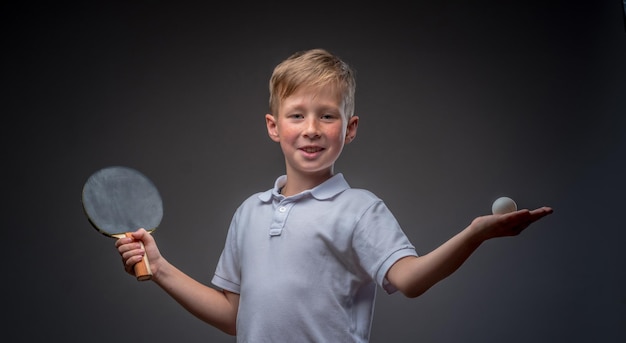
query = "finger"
(114, 236, 134, 248)
(132, 228, 147, 239)
(530, 207, 554, 218)
(122, 256, 141, 275)
(523, 207, 554, 225)
(514, 207, 554, 232)
(121, 247, 145, 273)
(117, 242, 143, 255)
(124, 254, 145, 272)
(508, 207, 552, 223)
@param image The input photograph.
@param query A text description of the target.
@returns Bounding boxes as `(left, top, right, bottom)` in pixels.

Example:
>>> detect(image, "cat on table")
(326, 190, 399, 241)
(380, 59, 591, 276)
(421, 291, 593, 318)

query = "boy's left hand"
(472, 206, 554, 241)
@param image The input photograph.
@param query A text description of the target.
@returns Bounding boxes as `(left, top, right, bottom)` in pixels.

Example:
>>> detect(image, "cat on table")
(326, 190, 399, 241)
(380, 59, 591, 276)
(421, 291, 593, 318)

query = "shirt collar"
(258, 173, 350, 202)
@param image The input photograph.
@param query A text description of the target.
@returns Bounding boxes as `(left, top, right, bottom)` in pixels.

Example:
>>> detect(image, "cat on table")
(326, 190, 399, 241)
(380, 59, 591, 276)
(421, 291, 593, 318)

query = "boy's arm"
(117, 229, 239, 335)
(386, 207, 553, 298)
(153, 259, 239, 335)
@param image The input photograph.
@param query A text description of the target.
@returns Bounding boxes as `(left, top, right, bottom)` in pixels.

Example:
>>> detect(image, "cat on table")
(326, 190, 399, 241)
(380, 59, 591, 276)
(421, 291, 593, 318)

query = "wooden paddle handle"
(125, 232, 153, 281)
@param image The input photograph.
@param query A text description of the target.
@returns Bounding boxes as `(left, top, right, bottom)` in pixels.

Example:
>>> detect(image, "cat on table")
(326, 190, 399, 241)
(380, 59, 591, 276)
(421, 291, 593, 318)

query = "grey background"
(4, 1, 625, 342)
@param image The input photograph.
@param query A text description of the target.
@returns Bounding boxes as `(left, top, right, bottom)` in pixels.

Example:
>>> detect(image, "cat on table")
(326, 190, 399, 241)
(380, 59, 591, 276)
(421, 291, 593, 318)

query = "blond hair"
(269, 49, 356, 118)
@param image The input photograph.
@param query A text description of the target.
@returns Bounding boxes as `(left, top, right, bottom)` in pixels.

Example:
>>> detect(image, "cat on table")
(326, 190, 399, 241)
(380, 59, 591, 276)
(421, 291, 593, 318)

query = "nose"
(303, 117, 321, 139)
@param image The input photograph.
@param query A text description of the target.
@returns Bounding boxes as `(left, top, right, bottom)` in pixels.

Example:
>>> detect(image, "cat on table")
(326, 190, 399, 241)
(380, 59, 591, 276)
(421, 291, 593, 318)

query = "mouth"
(300, 146, 324, 153)
(298, 145, 326, 158)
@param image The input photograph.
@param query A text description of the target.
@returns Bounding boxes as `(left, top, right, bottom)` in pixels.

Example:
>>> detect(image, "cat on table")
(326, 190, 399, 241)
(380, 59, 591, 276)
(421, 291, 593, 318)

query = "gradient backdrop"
(4, 1, 625, 342)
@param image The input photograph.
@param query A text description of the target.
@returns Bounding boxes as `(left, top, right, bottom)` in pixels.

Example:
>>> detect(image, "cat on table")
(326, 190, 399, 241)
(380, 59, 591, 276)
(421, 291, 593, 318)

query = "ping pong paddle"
(82, 166, 163, 281)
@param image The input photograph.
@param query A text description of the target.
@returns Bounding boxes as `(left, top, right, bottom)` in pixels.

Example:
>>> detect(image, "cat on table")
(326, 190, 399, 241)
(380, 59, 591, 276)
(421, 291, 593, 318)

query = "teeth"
(303, 147, 321, 153)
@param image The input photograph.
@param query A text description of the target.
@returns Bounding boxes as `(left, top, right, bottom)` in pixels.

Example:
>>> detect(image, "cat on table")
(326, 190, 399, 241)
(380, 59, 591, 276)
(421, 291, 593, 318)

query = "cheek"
(277, 127, 300, 144)
(331, 126, 347, 140)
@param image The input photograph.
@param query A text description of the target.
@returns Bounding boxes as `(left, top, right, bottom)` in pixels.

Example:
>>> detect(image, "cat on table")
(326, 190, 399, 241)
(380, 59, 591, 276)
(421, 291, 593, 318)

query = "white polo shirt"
(212, 173, 418, 342)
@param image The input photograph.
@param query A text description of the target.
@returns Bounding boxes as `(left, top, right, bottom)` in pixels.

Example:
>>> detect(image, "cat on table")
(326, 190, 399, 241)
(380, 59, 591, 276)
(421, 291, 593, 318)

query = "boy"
(116, 48, 553, 342)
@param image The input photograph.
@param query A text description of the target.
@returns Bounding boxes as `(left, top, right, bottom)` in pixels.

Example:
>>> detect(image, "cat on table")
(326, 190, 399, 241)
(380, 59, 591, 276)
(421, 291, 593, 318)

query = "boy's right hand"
(115, 228, 162, 279)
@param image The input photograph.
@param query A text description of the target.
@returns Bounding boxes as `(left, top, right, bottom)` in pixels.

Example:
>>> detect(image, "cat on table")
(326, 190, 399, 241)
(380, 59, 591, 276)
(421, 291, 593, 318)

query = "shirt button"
(279, 206, 287, 212)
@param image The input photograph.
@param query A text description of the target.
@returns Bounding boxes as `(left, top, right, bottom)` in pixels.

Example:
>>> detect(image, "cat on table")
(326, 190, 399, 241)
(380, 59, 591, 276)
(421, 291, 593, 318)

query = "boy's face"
(266, 85, 358, 181)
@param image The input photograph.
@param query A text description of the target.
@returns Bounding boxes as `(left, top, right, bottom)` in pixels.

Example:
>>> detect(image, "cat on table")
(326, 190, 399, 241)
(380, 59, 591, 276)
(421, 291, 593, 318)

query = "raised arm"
(116, 229, 239, 335)
(386, 207, 553, 298)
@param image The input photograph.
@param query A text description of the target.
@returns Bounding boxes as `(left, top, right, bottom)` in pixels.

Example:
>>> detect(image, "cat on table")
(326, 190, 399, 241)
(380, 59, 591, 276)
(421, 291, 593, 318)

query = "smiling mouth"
(300, 146, 324, 153)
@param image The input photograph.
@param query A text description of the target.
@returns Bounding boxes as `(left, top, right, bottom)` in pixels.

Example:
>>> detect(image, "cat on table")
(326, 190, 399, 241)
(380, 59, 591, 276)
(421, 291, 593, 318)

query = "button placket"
(269, 200, 293, 236)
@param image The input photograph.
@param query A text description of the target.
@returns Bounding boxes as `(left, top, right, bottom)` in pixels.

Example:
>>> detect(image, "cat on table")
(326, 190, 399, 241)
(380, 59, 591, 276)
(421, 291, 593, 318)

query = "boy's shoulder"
(340, 187, 379, 200)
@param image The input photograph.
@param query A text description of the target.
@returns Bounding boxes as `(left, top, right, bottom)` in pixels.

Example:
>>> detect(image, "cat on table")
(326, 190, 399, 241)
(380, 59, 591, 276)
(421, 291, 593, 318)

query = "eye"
(288, 113, 304, 119)
(321, 113, 338, 121)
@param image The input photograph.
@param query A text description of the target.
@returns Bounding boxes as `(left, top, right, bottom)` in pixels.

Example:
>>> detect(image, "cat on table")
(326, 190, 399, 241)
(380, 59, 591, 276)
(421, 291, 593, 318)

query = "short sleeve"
(351, 200, 418, 294)
(212, 208, 242, 294)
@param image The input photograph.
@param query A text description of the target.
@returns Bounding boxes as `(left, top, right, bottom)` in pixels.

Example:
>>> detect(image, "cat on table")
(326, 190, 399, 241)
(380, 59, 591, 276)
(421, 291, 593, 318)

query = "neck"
(281, 169, 334, 197)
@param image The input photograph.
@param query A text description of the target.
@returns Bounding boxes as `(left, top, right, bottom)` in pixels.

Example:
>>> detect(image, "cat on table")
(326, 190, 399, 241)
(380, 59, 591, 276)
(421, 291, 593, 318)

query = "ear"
(266, 114, 280, 142)
(345, 115, 359, 144)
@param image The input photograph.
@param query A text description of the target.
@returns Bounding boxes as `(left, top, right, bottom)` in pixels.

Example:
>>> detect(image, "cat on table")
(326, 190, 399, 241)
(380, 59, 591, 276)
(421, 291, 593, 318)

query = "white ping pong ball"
(492, 196, 517, 214)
